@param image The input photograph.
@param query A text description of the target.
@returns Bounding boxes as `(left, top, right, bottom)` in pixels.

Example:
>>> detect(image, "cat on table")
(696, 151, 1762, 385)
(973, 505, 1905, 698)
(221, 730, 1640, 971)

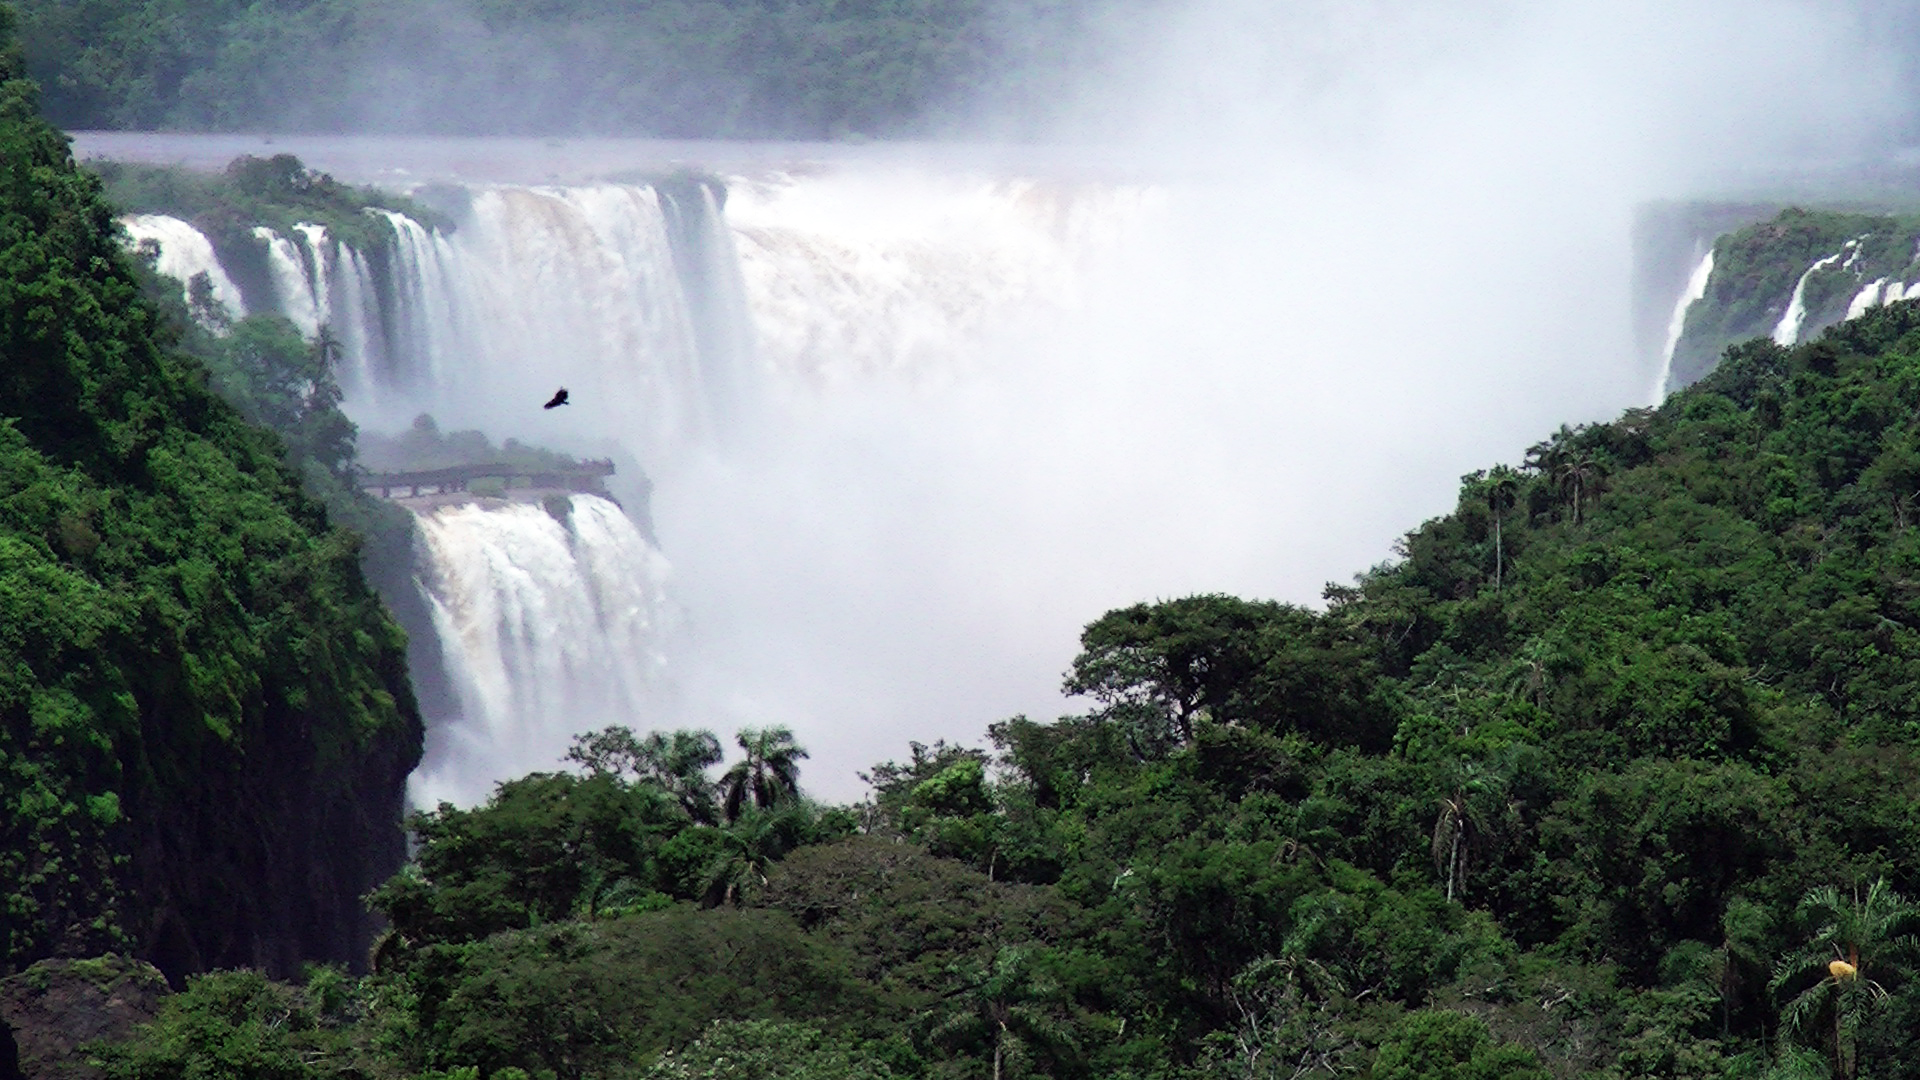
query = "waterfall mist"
(82, 2, 1920, 805)
(650, 1, 1918, 799)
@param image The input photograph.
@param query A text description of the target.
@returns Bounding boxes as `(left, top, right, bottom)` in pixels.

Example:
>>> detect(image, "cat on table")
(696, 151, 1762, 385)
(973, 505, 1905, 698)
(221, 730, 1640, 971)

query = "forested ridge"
(0, 0, 420, 989)
(11, 0, 1132, 138)
(67, 301, 1920, 1078)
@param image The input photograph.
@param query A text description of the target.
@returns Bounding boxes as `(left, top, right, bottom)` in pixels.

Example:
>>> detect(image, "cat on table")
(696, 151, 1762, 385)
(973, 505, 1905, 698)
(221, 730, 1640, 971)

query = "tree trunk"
(1447, 822, 1463, 902)
(1494, 515, 1503, 590)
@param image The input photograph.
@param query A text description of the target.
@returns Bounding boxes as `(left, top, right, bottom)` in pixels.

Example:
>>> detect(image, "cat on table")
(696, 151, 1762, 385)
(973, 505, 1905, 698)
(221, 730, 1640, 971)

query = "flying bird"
(543, 388, 570, 410)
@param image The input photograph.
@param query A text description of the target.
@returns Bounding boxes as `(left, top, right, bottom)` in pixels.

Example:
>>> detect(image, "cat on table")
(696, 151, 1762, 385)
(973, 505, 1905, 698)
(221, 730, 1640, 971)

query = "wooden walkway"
(361, 459, 615, 498)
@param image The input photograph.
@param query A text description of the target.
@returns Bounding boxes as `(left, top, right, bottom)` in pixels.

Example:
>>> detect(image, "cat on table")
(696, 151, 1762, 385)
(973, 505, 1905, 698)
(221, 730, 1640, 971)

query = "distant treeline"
(14, 0, 1146, 138)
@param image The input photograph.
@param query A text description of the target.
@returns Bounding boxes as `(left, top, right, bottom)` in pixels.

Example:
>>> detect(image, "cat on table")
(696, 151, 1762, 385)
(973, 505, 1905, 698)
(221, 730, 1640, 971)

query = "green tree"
(722, 726, 809, 822)
(1369, 1010, 1549, 1080)
(1485, 465, 1520, 590)
(569, 725, 724, 824)
(645, 1019, 902, 1080)
(1770, 879, 1920, 1080)
(202, 313, 355, 477)
(928, 946, 1079, 1080)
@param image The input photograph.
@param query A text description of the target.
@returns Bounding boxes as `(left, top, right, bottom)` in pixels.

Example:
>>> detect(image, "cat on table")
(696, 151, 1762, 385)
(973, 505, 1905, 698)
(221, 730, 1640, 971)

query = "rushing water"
(92, 136, 1156, 805)
(410, 495, 672, 807)
(1651, 248, 1714, 404)
(84, 132, 1664, 805)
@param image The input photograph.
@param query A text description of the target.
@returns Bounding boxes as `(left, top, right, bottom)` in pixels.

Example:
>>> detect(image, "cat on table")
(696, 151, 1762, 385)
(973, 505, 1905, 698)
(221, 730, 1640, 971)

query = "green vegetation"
(0, 7, 419, 979)
(12, 0, 1119, 139)
(83, 297, 1920, 1076)
(1668, 207, 1920, 389)
(95, 154, 441, 251)
(358, 414, 583, 477)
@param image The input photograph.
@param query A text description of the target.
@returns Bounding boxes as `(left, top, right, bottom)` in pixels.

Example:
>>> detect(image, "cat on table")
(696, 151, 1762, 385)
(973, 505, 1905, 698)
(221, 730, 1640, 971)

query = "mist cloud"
(644, 1, 1920, 800)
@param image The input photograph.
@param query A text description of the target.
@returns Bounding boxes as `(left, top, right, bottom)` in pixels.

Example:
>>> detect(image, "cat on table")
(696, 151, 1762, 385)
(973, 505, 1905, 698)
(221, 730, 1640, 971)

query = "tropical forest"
(8, 1, 1920, 1079)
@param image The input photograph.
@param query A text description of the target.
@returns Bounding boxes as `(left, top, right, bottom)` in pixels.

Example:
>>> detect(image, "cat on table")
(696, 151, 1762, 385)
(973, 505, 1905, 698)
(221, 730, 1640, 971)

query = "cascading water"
(409, 494, 672, 807)
(121, 214, 246, 323)
(254, 226, 324, 337)
(1772, 248, 1849, 346)
(1652, 247, 1713, 404)
(115, 165, 1149, 806)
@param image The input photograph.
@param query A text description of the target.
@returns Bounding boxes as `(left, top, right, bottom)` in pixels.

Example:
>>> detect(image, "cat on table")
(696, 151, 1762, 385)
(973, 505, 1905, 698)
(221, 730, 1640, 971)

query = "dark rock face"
(1, 1018, 21, 1080)
(0, 957, 166, 1080)
(128, 707, 420, 983)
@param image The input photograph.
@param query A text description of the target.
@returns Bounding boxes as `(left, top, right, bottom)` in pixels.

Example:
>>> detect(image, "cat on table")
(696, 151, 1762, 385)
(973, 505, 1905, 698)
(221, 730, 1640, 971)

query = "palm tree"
(1553, 453, 1605, 525)
(929, 947, 1078, 1080)
(698, 806, 810, 907)
(1431, 761, 1517, 903)
(646, 729, 724, 823)
(1770, 878, 1920, 1079)
(1485, 467, 1520, 590)
(721, 727, 809, 822)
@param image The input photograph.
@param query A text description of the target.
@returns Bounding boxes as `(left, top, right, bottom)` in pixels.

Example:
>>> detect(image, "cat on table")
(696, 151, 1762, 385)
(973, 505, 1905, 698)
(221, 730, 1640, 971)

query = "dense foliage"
(91, 300, 1920, 1077)
(12, 0, 1134, 139)
(0, 8, 420, 980)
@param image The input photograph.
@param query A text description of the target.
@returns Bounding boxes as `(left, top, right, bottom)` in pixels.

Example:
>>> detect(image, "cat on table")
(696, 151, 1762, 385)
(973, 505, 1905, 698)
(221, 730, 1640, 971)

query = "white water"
(120, 214, 245, 323)
(409, 494, 672, 807)
(728, 173, 1159, 384)
(94, 0, 1919, 800)
(1771, 249, 1846, 345)
(1652, 247, 1714, 403)
(254, 226, 324, 338)
(1847, 276, 1888, 318)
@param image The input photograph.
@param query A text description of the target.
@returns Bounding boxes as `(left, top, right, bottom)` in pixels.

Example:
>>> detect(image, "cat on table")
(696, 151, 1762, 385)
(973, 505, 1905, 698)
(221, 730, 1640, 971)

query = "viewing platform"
(361, 459, 615, 499)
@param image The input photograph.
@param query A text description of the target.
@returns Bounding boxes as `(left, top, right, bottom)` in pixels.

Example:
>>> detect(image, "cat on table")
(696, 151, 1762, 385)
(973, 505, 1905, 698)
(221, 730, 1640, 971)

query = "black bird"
(543, 387, 570, 409)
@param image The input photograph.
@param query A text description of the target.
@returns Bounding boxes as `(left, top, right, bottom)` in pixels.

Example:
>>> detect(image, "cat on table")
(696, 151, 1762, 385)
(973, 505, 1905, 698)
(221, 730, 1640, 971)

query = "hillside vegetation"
(0, 8, 421, 982)
(88, 300, 1920, 1078)
(11, 0, 1129, 139)
(1667, 206, 1920, 390)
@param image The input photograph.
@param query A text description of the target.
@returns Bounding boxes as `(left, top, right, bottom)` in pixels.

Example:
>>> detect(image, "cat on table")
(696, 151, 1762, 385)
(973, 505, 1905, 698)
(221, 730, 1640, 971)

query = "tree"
(722, 727, 809, 822)
(928, 947, 1079, 1080)
(1430, 760, 1518, 905)
(1369, 1010, 1549, 1080)
(699, 807, 817, 908)
(644, 1019, 900, 1080)
(1770, 879, 1920, 1080)
(569, 726, 724, 823)
(1553, 453, 1606, 525)
(202, 313, 355, 477)
(1484, 466, 1520, 590)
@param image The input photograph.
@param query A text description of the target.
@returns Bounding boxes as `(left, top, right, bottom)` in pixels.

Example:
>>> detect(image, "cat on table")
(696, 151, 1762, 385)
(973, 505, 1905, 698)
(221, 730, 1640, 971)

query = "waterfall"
(254, 226, 323, 338)
(114, 167, 1151, 806)
(120, 214, 246, 324)
(1652, 248, 1713, 405)
(726, 173, 1150, 384)
(409, 494, 672, 807)
(1771, 250, 1846, 346)
(1847, 277, 1889, 319)
(331, 245, 387, 399)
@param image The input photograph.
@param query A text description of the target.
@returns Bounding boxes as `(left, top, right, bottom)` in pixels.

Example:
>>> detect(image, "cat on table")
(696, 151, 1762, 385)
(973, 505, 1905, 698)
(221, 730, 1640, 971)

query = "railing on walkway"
(361, 459, 615, 498)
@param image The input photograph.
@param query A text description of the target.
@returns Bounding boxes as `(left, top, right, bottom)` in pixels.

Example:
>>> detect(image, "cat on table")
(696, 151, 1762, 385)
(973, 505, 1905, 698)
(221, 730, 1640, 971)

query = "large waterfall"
(409, 494, 673, 807)
(97, 127, 1672, 805)
(115, 159, 1149, 805)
